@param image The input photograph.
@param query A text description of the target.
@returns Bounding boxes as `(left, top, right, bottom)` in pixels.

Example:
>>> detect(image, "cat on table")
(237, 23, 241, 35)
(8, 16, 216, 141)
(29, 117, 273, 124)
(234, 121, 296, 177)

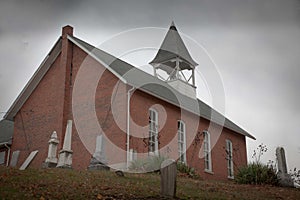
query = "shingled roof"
(4, 28, 255, 140)
(149, 22, 198, 73)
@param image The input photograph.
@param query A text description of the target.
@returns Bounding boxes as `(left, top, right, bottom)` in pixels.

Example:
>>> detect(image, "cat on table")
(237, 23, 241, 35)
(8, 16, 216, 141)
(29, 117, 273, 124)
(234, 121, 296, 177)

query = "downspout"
(126, 86, 135, 169)
(4, 143, 10, 167)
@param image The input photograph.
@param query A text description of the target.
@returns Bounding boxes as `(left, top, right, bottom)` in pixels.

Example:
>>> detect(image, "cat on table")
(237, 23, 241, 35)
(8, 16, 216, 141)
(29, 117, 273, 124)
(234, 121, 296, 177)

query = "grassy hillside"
(0, 166, 299, 199)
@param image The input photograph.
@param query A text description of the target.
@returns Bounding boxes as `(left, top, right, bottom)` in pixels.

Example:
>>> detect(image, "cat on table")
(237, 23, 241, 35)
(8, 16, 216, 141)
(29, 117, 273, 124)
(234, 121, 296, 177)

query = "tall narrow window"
(149, 109, 158, 154)
(226, 139, 234, 178)
(177, 120, 186, 163)
(129, 149, 137, 162)
(203, 131, 212, 172)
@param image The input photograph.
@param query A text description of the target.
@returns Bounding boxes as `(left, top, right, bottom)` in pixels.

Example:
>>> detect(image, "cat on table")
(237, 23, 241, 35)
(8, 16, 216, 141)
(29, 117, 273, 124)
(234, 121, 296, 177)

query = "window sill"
(228, 176, 234, 180)
(204, 169, 214, 175)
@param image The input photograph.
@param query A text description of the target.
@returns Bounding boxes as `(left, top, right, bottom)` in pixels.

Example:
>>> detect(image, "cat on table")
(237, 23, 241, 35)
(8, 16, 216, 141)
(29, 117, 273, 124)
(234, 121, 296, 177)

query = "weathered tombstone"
(276, 147, 294, 187)
(10, 150, 20, 167)
(57, 120, 73, 168)
(44, 131, 59, 168)
(19, 150, 38, 170)
(160, 159, 177, 198)
(88, 134, 109, 170)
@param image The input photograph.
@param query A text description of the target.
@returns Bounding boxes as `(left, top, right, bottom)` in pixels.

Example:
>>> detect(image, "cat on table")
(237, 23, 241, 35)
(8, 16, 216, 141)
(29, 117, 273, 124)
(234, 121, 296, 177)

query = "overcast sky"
(1, 0, 300, 170)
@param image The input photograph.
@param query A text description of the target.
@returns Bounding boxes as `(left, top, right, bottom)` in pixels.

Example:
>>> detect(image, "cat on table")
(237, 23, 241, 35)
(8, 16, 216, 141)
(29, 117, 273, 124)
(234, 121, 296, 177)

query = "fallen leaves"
(0, 166, 300, 199)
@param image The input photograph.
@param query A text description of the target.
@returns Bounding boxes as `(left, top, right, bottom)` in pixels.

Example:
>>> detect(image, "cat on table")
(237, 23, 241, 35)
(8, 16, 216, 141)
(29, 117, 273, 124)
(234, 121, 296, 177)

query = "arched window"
(149, 109, 158, 154)
(226, 139, 234, 178)
(177, 120, 186, 163)
(203, 131, 212, 172)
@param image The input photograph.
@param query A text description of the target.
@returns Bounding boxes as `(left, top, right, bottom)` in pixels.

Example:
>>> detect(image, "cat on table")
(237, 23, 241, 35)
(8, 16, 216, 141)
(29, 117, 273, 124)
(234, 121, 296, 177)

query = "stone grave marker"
(10, 150, 20, 167)
(160, 159, 177, 197)
(19, 150, 38, 170)
(276, 147, 294, 187)
(88, 134, 109, 170)
(44, 131, 59, 168)
(57, 120, 73, 168)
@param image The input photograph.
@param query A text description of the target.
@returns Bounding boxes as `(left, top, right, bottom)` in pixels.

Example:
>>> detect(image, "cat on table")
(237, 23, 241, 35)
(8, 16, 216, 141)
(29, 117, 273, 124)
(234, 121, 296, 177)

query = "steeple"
(150, 22, 198, 98)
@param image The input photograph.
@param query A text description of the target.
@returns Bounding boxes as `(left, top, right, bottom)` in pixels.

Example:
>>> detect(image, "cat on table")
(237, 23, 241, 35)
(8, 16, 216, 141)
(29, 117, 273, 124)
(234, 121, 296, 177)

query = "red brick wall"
(70, 44, 127, 169)
(128, 89, 248, 180)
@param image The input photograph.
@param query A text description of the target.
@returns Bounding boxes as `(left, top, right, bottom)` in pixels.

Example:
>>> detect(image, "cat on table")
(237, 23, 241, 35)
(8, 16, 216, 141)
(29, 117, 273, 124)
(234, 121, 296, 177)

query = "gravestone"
(88, 135, 109, 170)
(10, 150, 20, 167)
(160, 159, 177, 197)
(19, 150, 38, 170)
(57, 120, 73, 168)
(44, 131, 59, 168)
(276, 147, 294, 187)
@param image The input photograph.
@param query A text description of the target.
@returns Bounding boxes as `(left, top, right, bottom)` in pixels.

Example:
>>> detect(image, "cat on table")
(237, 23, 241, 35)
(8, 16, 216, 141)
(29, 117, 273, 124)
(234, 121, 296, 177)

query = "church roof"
(68, 36, 255, 140)
(149, 22, 198, 71)
(4, 30, 255, 140)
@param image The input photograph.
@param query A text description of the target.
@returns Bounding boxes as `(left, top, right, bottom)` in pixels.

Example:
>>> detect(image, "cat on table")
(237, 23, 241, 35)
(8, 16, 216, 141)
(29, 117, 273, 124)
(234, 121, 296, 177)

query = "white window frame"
(203, 131, 212, 172)
(149, 109, 158, 155)
(177, 120, 186, 163)
(226, 139, 234, 178)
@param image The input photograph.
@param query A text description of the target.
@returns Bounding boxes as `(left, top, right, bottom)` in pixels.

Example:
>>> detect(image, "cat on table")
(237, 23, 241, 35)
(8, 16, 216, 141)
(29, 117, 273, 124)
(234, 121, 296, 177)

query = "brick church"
(1, 23, 255, 180)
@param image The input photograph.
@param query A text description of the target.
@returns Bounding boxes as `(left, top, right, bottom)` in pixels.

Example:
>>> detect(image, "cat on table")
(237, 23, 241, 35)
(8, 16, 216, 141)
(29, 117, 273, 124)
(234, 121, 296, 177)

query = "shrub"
(290, 167, 300, 185)
(235, 162, 279, 185)
(129, 158, 147, 172)
(177, 162, 199, 179)
(129, 155, 168, 173)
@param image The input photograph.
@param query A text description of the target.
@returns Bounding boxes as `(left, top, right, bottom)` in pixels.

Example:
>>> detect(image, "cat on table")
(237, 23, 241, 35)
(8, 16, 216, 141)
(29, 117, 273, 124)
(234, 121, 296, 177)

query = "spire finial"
(170, 21, 177, 31)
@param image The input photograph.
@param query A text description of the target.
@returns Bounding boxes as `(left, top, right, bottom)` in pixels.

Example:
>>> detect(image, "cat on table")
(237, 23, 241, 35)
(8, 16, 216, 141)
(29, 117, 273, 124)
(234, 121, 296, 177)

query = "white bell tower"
(149, 22, 198, 99)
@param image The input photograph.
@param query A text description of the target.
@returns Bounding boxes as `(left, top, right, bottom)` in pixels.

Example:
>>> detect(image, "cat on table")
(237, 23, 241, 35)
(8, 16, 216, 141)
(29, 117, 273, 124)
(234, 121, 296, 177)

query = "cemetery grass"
(0, 167, 300, 199)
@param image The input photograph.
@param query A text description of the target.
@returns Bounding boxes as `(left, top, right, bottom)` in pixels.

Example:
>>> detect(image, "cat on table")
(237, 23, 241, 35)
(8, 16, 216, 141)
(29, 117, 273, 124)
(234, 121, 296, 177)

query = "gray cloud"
(2, 0, 299, 34)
